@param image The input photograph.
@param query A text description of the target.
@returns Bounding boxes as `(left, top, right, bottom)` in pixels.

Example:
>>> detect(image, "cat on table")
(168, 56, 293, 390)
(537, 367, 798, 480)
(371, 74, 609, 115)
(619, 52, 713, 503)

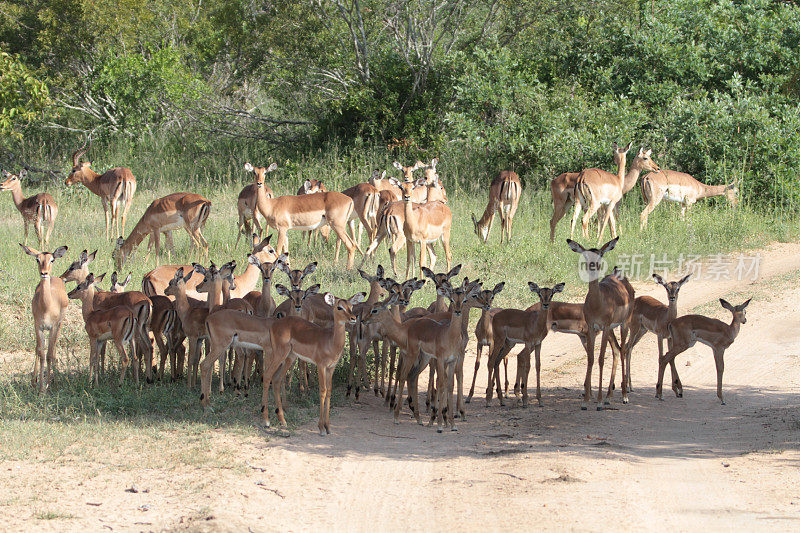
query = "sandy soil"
(1, 243, 799, 532)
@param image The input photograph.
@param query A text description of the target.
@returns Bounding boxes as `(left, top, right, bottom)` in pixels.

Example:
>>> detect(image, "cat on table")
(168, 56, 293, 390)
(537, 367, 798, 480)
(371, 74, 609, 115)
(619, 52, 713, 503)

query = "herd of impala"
(3, 140, 748, 435)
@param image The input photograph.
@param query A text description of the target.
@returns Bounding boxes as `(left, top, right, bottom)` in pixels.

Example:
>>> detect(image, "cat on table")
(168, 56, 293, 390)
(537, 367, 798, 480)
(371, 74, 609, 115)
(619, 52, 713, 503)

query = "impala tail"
(142, 277, 156, 297)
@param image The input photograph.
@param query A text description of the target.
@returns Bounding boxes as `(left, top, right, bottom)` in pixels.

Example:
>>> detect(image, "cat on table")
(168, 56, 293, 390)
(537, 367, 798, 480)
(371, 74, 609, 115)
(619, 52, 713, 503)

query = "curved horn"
(71, 138, 89, 167)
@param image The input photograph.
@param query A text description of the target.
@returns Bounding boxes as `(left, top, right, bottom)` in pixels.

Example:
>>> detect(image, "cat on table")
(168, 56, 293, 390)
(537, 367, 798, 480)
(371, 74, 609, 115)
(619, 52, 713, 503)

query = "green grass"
(0, 136, 798, 433)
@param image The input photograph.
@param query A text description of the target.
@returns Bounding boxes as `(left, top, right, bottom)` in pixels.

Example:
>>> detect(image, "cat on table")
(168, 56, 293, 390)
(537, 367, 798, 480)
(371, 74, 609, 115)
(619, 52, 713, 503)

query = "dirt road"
(1, 243, 799, 532)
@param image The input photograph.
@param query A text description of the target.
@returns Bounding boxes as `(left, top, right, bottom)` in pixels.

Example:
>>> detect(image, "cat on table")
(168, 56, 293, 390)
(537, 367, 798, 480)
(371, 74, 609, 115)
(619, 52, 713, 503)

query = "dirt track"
(1, 243, 799, 532)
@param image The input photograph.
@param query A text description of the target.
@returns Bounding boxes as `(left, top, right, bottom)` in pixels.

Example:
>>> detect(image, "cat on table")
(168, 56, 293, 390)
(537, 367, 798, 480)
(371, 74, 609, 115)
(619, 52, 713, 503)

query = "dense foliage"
(0, 0, 799, 210)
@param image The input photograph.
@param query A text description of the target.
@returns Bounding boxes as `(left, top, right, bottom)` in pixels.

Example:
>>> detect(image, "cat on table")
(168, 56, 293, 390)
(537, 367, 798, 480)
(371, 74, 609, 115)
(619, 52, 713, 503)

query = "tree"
(0, 50, 49, 142)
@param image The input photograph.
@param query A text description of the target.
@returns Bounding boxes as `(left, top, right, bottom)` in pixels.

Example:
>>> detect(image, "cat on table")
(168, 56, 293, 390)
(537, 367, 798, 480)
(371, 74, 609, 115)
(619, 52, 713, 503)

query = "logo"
(577, 251, 607, 283)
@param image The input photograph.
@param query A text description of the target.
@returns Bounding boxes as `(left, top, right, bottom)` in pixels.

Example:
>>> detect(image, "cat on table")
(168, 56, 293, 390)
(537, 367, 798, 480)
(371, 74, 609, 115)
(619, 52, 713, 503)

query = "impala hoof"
(581, 404, 588, 411)
(603, 399, 611, 405)
(437, 428, 443, 433)
(622, 397, 629, 404)
(465, 397, 471, 404)
(596, 405, 603, 411)
(451, 426, 458, 432)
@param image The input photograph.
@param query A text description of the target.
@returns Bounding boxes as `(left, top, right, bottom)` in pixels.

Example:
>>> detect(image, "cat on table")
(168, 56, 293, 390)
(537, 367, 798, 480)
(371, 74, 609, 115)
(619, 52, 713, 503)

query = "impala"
(472, 171, 521, 244)
(341, 181, 380, 245)
(113, 192, 211, 270)
(261, 290, 365, 434)
(60, 249, 97, 284)
(245, 161, 361, 268)
(21, 244, 69, 393)
(466, 282, 506, 403)
(164, 267, 212, 388)
(572, 144, 660, 241)
(548, 172, 579, 242)
(2, 170, 58, 249)
(486, 282, 565, 408)
(237, 163, 277, 246)
(624, 274, 690, 395)
(656, 298, 751, 405)
(391, 176, 452, 278)
(567, 237, 635, 409)
(65, 140, 137, 239)
(346, 266, 387, 400)
(68, 273, 137, 386)
(640, 169, 738, 229)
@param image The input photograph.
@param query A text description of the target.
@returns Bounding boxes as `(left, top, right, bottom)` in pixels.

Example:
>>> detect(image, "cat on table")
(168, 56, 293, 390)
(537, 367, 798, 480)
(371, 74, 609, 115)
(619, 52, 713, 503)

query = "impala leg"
(330, 221, 358, 269)
(569, 200, 582, 238)
(34, 327, 46, 393)
(517, 345, 532, 407)
(405, 240, 415, 279)
(456, 352, 465, 420)
(713, 348, 726, 405)
(425, 364, 435, 413)
(595, 329, 610, 409)
(34, 216, 44, 249)
(346, 331, 357, 398)
(466, 343, 482, 403)
(393, 356, 413, 424)
(116, 339, 129, 387)
(582, 330, 596, 409)
(45, 218, 54, 250)
(373, 339, 382, 396)
(317, 366, 328, 435)
(606, 333, 618, 403)
(426, 243, 437, 272)
(667, 337, 683, 397)
(356, 337, 367, 400)
(385, 344, 396, 406)
(442, 230, 452, 271)
(102, 198, 111, 240)
(324, 368, 334, 434)
(534, 342, 543, 407)
(503, 356, 509, 394)
(597, 204, 613, 243)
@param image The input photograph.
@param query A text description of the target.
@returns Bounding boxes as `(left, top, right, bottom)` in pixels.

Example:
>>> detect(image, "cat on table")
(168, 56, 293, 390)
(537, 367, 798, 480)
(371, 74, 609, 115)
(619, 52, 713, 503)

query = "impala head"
(426, 174, 447, 203)
(164, 267, 194, 297)
(363, 293, 401, 324)
(279, 260, 317, 290)
(612, 141, 633, 168)
(653, 273, 690, 303)
(421, 264, 462, 289)
(109, 271, 132, 293)
(0, 170, 23, 192)
(475, 282, 505, 310)
(392, 160, 424, 181)
(471, 213, 490, 242)
(369, 169, 388, 186)
(243, 162, 278, 189)
(250, 233, 277, 261)
(441, 278, 482, 317)
(249, 252, 287, 283)
(112, 236, 132, 270)
(326, 291, 366, 326)
(65, 140, 92, 185)
(529, 281, 565, 310)
(725, 184, 739, 207)
(194, 262, 224, 294)
(567, 237, 618, 282)
(60, 249, 97, 283)
(358, 265, 387, 297)
(720, 298, 751, 324)
(301, 178, 326, 194)
(67, 272, 102, 300)
(21, 244, 68, 279)
(275, 283, 320, 315)
(631, 147, 660, 173)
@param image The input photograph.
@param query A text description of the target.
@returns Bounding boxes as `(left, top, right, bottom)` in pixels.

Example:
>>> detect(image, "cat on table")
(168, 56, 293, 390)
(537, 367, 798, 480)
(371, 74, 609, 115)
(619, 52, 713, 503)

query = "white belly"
(662, 185, 692, 203)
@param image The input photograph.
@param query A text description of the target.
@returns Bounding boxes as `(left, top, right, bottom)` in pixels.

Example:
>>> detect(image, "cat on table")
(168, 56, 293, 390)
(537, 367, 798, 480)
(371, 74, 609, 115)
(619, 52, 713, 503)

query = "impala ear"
(599, 237, 619, 255)
(110, 271, 118, 285)
(20, 243, 38, 256)
(94, 272, 106, 284)
(123, 273, 132, 286)
(492, 282, 505, 295)
(430, 158, 438, 169)
(624, 141, 632, 152)
(392, 161, 403, 171)
(553, 282, 566, 294)
(358, 269, 370, 281)
(275, 284, 290, 297)
(447, 265, 462, 279)
(305, 284, 320, 296)
(267, 162, 278, 172)
(248, 254, 261, 266)
(79, 249, 88, 263)
(678, 274, 691, 286)
(324, 293, 336, 306)
(85, 273, 95, 285)
(612, 142, 618, 151)
(737, 298, 752, 311)
(376, 264, 384, 278)
(303, 262, 317, 277)
(303, 180, 313, 193)
(414, 177, 426, 188)
(652, 273, 666, 287)
(719, 299, 734, 312)
(381, 170, 387, 179)
(421, 267, 435, 280)
(388, 177, 400, 188)
(244, 162, 254, 172)
(115, 237, 124, 250)
(175, 267, 184, 279)
(566, 239, 585, 254)
(183, 270, 194, 283)
(52, 245, 68, 259)
(192, 263, 206, 275)
(87, 249, 97, 264)
(528, 281, 540, 293)
(349, 292, 366, 305)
